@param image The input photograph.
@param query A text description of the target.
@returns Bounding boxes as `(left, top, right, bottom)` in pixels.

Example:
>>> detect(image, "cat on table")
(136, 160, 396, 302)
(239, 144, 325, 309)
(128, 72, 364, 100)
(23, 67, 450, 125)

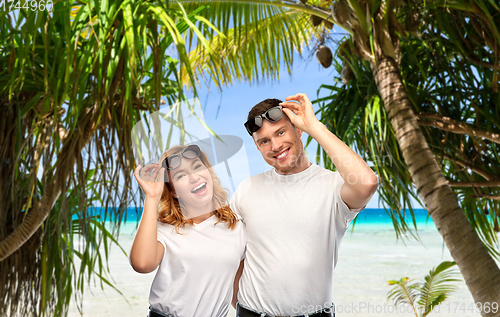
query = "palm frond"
(387, 277, 421, 317)
(417, 261, 461, 316)
(175, 0, 337, 89)
(0, 0, 221, 315)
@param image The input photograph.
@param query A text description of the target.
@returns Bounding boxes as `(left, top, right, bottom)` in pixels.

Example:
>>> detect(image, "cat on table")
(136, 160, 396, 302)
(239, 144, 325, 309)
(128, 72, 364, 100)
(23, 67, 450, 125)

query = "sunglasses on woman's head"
(244, 105, 283, 136)
(162, 144, 202, 171)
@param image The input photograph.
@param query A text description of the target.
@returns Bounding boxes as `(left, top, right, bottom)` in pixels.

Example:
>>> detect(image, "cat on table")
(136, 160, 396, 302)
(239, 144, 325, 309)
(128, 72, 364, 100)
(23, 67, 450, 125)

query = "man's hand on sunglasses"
(279, 93, 321, 134)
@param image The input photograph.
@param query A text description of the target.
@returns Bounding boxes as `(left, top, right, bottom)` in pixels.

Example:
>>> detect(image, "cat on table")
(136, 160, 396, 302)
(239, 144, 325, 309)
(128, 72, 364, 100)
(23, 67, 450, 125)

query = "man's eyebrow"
(256, 136, 268, 144)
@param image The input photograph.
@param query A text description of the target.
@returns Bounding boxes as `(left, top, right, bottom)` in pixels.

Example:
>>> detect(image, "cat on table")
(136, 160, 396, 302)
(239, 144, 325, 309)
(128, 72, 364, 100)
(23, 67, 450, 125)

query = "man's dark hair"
(247, 98, 292, 125)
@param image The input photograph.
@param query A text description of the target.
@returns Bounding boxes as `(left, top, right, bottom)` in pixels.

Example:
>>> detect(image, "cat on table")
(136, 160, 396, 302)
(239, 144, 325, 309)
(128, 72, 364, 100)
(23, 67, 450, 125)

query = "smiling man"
(230, 93, 378, 317)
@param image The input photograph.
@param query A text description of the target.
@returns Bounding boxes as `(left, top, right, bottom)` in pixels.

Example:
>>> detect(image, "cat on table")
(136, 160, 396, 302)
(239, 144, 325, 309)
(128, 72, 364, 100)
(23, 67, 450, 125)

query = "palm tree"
(317, 32, 500, 312)
(172, 0, 500, 314)
(0, 1, 220, 315)
(387, 261, 461, 317)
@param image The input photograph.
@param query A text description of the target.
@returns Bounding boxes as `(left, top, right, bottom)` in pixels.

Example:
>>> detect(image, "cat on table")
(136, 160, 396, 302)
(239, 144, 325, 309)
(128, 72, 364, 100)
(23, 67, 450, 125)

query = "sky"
(180, 48, 388, 209)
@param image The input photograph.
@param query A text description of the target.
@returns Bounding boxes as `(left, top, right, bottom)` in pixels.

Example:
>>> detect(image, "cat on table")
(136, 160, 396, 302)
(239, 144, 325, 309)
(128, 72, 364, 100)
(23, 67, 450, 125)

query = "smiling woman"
(130, 144, 246, 317)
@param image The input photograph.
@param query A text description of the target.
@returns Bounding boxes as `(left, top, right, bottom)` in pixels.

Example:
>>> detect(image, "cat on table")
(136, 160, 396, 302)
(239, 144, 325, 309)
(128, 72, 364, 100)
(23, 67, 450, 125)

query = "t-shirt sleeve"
(332, 172, 359, 267)
(229, 183, 245, 222)
(240, 220, 247, 261)
(156, 221, 167, 250)
(241, 244, 247, 261)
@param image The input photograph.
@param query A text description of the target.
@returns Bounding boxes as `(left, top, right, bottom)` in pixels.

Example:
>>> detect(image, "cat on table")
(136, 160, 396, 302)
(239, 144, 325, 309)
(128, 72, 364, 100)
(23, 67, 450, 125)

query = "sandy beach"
(68, 220, 486, 317)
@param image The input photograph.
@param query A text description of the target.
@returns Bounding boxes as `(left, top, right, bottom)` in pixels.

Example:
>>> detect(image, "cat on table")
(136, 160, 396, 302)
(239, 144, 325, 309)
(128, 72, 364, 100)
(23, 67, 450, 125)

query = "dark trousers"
(236, 302, 334, 317)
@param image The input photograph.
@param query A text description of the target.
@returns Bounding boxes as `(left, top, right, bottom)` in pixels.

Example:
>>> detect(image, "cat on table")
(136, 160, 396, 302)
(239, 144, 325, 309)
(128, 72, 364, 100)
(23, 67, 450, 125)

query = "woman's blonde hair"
(157, 145, 238, 232)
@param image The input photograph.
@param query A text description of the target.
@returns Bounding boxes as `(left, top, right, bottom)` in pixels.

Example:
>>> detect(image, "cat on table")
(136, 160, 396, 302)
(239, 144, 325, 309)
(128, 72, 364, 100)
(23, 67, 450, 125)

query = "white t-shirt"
(229, 164, 359, 316)
(149, 215, 246, 317)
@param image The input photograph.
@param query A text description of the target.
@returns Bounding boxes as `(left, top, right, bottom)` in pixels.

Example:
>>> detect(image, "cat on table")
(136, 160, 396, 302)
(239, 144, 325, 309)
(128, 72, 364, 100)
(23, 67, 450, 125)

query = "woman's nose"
(189, 172, 200, 182)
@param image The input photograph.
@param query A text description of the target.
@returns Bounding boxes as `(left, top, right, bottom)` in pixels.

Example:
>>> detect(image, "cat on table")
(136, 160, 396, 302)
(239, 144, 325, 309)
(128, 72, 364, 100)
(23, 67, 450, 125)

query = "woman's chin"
(181, 191, 215, 215)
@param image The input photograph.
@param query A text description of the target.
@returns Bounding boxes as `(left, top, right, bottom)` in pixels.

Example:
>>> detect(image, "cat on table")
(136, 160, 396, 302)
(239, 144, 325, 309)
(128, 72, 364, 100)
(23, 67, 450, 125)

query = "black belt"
(148, 308, 173, 317)
(236, 303, 334, 317)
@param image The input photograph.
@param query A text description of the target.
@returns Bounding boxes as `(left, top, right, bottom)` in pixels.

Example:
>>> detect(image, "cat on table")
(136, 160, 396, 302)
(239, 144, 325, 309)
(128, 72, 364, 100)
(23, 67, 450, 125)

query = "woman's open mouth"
(191, 182, 208, 196)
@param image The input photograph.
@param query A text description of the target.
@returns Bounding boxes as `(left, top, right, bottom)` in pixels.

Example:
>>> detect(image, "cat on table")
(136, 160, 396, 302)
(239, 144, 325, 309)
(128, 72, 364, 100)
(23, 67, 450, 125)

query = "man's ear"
(296, 127, 303, 137)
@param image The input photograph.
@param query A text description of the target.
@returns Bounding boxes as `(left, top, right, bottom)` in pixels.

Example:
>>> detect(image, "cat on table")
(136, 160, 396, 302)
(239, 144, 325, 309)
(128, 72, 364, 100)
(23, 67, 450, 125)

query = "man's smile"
(273, 148, 290, 161)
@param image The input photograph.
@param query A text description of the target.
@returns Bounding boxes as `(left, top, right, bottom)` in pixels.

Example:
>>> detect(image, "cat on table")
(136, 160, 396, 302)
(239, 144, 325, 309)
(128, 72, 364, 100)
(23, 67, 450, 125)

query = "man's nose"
(270, 138, 282, 152)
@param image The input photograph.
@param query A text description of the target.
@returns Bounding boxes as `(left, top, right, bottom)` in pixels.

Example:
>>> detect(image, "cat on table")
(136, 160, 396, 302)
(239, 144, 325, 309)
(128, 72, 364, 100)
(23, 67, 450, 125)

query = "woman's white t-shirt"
(149, 216, 246, 317)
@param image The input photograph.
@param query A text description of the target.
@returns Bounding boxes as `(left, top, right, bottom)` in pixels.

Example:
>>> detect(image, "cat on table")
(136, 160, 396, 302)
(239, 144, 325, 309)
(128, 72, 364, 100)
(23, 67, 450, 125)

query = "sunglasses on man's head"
(162, 144, 202, 171)
(244, 105, 283, 136)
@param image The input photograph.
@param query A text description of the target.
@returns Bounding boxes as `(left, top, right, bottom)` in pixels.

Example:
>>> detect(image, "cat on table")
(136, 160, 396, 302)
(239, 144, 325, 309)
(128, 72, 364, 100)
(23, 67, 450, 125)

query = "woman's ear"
(171, 191, 178, 199)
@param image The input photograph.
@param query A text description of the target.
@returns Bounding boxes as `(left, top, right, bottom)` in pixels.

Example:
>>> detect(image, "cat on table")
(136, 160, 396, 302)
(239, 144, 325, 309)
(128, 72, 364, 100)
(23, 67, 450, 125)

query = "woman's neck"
(190, 211, 215, 224)
(183, 201, 215, 224)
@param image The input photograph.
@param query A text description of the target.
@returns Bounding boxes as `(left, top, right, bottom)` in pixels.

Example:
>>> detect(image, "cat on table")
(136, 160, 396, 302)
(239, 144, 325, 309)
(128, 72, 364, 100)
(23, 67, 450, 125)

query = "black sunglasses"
(162, 144, 202, 171)
(244, 105, 283, 136)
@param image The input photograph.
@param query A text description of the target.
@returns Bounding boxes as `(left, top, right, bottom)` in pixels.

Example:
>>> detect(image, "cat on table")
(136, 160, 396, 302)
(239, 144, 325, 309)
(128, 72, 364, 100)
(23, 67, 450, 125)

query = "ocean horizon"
(82, 207, 438, 231)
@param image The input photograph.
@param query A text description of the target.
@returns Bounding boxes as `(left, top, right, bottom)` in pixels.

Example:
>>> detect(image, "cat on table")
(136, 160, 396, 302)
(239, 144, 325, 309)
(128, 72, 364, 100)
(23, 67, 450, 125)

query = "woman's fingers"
(155, 167, 165, 182)
(138, 164, 162, 181)
(134, 164, 143, 181)
(151, 166, 164, 182)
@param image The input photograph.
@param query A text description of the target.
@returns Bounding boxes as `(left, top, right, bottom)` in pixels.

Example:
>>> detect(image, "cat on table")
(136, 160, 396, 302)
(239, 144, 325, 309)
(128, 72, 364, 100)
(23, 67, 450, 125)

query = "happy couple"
(130, 93, 378, 317)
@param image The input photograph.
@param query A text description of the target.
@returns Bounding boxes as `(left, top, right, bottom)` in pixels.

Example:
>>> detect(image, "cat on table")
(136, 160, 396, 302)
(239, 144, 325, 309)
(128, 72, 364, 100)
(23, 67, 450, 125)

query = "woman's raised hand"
(134, 164, 166, 200)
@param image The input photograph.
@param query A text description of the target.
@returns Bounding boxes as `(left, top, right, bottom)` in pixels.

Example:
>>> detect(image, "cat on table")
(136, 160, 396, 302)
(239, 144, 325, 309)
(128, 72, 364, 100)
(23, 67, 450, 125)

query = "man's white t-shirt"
(149, 215, 246, 317)
(230, 164, 359, 316)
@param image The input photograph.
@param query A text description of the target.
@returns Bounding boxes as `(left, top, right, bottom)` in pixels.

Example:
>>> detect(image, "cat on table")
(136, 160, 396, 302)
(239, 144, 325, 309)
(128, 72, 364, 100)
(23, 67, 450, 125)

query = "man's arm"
(231, 260, 245, 309)
(280, 93, 378, 210)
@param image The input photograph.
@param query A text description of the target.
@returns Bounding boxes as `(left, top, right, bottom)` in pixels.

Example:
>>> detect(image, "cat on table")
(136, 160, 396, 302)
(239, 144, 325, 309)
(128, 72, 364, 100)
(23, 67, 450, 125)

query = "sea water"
(68, 208, 490, 317)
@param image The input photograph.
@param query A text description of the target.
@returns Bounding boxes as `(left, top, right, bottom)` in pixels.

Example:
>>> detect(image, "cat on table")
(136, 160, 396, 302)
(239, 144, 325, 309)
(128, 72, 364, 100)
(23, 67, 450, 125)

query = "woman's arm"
(130, 196, 165, 273)
(130, 164, 166, 273)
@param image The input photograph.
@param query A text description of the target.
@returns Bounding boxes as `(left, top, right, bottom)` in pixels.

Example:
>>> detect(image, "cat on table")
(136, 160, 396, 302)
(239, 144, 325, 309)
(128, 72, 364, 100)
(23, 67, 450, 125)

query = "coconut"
(316, 45, 333, 68)
(310, 14, 323, 27)
(332, 0, 349, 25)
(341, 63, 355, 84)
(338, 40, 350, 58)
(323, 20, 334, 29)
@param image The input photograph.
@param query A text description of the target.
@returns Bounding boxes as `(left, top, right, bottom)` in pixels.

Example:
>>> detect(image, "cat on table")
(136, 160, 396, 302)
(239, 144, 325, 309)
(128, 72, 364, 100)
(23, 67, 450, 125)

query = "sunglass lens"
(250, 117, 263, 133)
(266, 107, 283, 122)
(183, 146, 200, 159)
(167, 155, 181, 170)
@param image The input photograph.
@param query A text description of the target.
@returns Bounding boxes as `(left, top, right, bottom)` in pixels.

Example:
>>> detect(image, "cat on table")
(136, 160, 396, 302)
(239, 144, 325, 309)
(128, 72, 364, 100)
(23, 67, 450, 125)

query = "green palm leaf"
(388, 262, 461, 317)
(173, 0, 338, 89)
(387, 277, 421, 316)
(417, 261, 461, 316)
(0, 0, 226, 315)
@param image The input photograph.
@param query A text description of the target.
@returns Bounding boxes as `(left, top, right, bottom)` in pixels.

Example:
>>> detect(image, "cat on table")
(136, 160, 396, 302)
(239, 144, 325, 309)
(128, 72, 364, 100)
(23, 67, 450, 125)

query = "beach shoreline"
(68, 217, 484, 317)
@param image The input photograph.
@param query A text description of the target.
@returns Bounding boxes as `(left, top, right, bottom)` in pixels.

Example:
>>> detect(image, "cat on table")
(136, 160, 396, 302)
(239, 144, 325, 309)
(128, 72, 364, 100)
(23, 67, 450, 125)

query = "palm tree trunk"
(0, 105, 99, 261)
(372, 56, 500, 316)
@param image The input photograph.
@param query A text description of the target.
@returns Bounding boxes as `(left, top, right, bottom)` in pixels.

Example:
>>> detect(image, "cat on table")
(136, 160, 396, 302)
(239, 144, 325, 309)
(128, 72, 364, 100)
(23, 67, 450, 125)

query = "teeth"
(191, 182, 206, 192)
(276, 149, 288, 159)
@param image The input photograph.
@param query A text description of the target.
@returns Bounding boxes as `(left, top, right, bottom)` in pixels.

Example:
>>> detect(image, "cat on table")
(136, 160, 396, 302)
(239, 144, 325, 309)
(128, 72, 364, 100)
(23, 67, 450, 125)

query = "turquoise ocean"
(94, 207, 435, 228)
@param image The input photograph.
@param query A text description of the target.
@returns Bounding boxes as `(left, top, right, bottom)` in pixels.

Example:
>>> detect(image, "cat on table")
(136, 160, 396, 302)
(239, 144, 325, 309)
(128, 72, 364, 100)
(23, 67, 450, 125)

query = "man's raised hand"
(280, 93, 320, 133)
